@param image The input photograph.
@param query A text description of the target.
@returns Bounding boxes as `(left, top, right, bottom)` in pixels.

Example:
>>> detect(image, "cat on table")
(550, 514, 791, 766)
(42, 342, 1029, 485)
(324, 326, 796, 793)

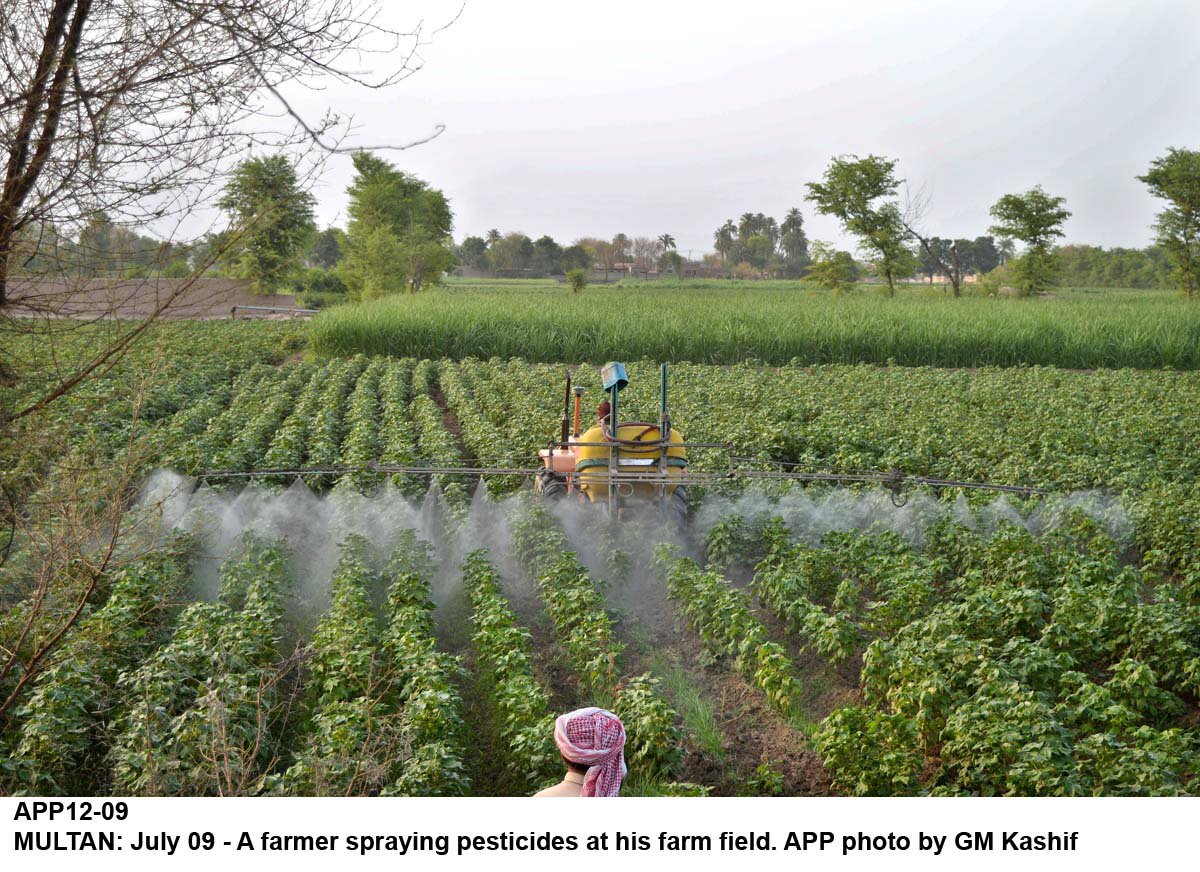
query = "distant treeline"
(13, 213, 1174, 292)
(1054, 244, 1170, 289)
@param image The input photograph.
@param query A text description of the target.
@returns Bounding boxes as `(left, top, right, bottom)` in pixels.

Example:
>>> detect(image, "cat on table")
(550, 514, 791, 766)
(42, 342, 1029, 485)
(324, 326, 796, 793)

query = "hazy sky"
(293, 0, 1200, 255)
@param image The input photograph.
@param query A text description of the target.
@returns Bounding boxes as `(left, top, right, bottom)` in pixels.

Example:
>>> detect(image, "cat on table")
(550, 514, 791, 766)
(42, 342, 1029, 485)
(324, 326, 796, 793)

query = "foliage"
(658, 547, 803, 714)
(511, 507, 684, 780)
(806, 156, 914, 295)
(277, 533, 467, 797)
(744, 757, 786, 796)
(561, 244, 593, 272)
(566, 268, 587, 293)
(217, 155, 316, 292)
(1139, 148, 1200, 298)
(713, 210, 809, 276)
(409, 360, 469, 512)
(308, 227, 346, 269)
(809, 521, 1200, 796)
(108, 534, 292, 795)
(340, 152, 454, 297)
(290, 266, 349, 299)
(462, 550, 559, 792)
(458, 236, 489, 270)
(6, 541, 195, 793)
(806, 242, 859, 293)
(1054, 244, 1169, 290)
(988, 187, 1071, 296)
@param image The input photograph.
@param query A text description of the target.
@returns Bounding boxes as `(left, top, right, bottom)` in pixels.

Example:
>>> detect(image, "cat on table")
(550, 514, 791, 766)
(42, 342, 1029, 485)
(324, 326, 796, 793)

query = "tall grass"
(310, 282, 1200, 369)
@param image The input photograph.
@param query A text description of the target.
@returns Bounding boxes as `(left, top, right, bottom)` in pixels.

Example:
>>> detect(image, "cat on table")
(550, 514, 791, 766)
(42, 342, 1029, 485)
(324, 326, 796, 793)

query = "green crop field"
(2, 315, 1198, 796)
(310, 279, 1200, 369)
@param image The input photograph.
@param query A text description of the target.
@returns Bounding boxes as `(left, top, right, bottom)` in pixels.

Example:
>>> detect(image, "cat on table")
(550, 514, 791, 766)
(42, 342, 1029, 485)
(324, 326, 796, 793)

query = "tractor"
(535, 362, 698, 523)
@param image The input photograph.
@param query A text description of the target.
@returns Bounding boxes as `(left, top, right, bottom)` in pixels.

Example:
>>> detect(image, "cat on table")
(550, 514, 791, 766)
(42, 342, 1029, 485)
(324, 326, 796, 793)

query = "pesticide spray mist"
(133, 470, 1132, 635)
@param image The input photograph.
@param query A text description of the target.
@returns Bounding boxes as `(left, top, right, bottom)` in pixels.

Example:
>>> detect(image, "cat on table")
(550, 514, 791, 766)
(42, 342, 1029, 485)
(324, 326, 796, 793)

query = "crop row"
(152, 356, 472, 507)
(462, 550, 560, 792)
(275, 532, 466, 796)
(5, 526, 469, 797)
(409, 361, 469, 513)
(108, 534, 292, 795)
(657, 547, 803, 715)
(510, 505, 685, 781)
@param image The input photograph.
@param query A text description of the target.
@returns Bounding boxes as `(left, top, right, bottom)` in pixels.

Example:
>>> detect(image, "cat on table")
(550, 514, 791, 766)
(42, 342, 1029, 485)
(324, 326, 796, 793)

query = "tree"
(658, 249, 684, 278)
(532, 235, 563, 276)
(1139, 148, 1200, 298)
(988, 186, 1071, 296)
(713, 220, 736, 261)
(217, 155, 316, 291)
(486, 228, 502, 246)
(0, 0, 438, 308)
(806, 155, 913, 295)
(745, 235, 774, 272)
(967, 236, 1001, 275)
(611, 233, 630, 262)
(566, 268, 587, 293)
(459, 236, 489, 270)
(918, 237, 952, 283)
(309, 227, 345, 269)
(631, 237, 662, 275)
(658, 233, 676, 251)
(1054, 244, 1169, 289)
(561, 244, 593, 272)
(485, 232, 536, 274)
(998, 237, 1016, 266)
(780, 208, 810, 275)
(568, 238, 613, 278)
(340, 152, 453, 297)
(76, 212, 115, 275)
(807, 241, 859, 293)
(762, 216, 780, 253)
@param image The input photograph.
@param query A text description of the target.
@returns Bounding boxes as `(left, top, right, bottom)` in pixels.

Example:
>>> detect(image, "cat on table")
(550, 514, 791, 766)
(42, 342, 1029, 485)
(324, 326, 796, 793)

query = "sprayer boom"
(194, 456, 1049, 505)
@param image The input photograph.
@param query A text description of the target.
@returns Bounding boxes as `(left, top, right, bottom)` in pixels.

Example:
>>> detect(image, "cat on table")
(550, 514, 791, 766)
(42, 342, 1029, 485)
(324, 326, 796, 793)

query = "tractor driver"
(597, 399, 611, 429)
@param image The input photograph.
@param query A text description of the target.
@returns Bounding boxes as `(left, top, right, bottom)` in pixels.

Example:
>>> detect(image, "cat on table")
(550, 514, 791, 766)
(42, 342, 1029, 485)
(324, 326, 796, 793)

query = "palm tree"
(780, 208, 808, 265)
(486, 228, 501, 246)
(738, 212, 755, 240)
(781, 208, 804, 236)
(998, 237, 1016, 265)
(763, 217, 779, 252)
(657, 233, 676, 251)
(713, 220, 735, 260)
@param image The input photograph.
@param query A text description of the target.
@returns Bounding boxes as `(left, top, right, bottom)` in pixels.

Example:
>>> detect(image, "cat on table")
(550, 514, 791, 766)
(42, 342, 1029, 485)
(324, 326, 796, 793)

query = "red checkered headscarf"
(553, 707, 627, 797)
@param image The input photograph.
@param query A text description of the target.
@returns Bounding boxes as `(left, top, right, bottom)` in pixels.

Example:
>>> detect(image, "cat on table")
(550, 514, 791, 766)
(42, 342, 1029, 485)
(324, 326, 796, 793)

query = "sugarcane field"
(2, 0, 1199, 819)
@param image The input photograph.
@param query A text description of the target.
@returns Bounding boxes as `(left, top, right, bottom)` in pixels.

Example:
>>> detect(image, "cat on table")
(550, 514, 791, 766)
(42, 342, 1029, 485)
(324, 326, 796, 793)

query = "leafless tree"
(901, 184, 964, 297)
(631, 236, 662, 277)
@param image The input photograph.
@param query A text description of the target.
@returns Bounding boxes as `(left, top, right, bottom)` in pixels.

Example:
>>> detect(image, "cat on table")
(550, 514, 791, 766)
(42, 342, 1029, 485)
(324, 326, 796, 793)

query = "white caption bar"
(3, 797, 1196, 872)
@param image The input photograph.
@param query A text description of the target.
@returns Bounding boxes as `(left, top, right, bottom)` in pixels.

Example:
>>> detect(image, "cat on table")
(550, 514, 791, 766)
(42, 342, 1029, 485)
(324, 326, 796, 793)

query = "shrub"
(566, 268, 587, 293)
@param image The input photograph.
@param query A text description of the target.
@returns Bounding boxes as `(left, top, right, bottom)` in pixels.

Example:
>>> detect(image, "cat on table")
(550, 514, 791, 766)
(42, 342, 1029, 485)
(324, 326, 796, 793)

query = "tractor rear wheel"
(665, 486, 690, 527)
(536, 470, 567, 500)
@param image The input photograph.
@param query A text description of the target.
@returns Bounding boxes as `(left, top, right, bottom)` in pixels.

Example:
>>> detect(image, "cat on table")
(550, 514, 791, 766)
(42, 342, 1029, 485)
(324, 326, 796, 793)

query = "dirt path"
(614, 602, 833, 796)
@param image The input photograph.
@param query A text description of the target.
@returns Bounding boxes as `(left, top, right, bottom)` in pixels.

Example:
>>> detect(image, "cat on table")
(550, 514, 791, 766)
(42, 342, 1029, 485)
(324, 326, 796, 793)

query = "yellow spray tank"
(536, 362, 689, 522)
